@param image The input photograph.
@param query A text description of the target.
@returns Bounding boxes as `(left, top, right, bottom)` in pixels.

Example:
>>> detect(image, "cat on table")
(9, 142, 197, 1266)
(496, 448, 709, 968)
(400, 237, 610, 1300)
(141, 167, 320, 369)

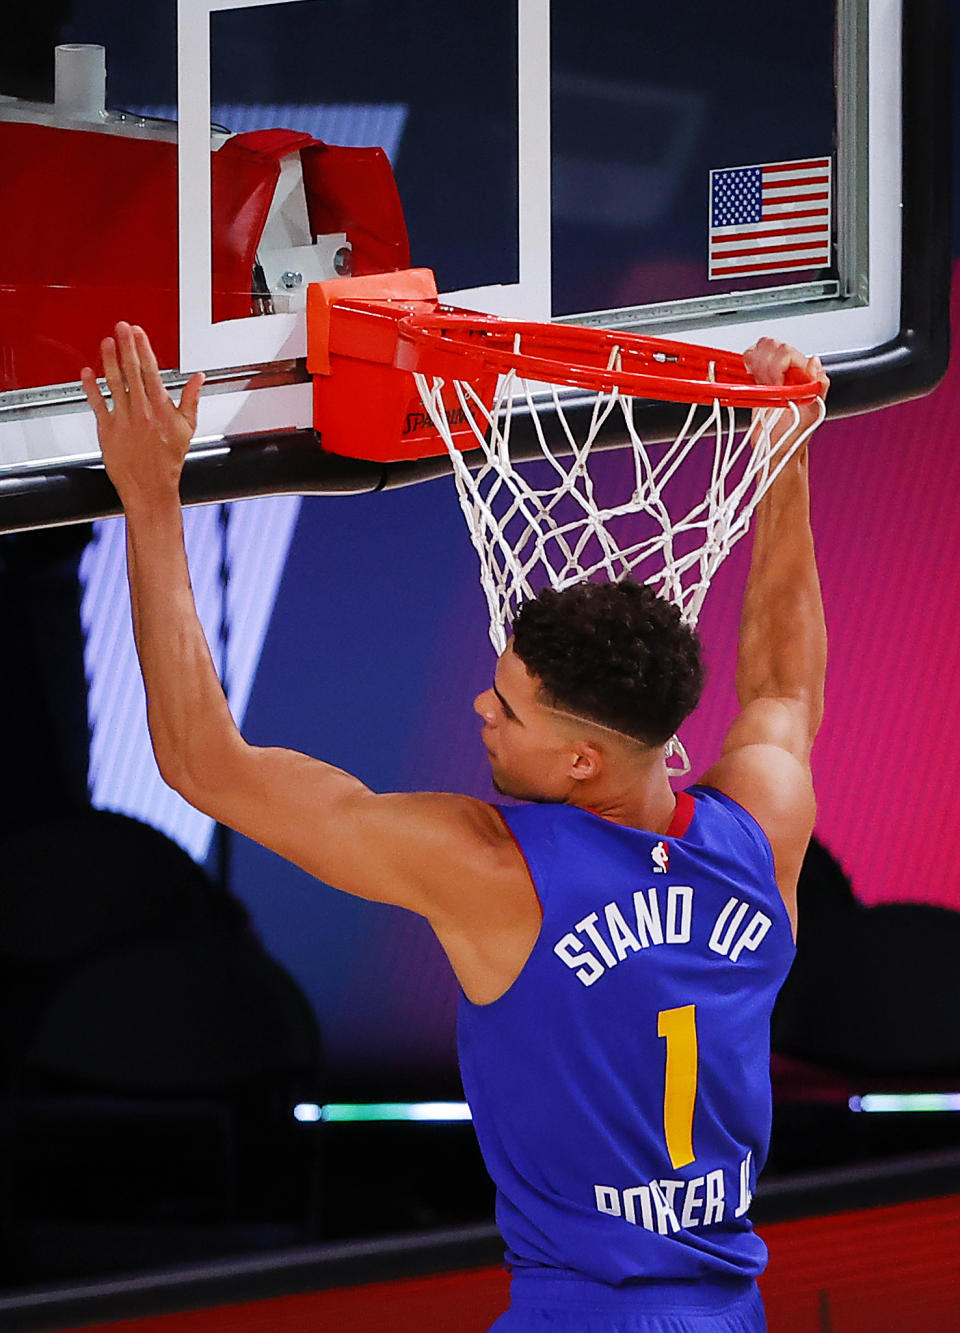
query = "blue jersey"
(457, 786, 796, 1288)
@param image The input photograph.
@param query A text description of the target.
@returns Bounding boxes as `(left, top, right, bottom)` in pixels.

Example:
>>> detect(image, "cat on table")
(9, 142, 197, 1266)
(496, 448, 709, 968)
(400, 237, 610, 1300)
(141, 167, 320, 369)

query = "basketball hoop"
(307, 274, 826, 773)
(396, 310, 825, 643)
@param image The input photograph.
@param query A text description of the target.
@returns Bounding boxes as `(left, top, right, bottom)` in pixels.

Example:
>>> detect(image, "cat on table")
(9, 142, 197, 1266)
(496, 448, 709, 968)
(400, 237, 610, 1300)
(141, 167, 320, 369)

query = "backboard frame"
(0, 0, 951, 533)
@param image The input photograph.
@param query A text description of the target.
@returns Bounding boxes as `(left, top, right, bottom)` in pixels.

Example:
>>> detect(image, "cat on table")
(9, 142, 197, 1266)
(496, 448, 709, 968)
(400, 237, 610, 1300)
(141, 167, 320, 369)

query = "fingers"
(805, 352, 831, 400)
(84, 323, 206, 438)
(744, 337, 829, 397)
(178, 371, 206, 428)
(114, 321, 151, 416)
(80, 365, 112, 431)
(743, 337, 802, 385)
(132, 324, 173, 418)
(82, 325, 205, 504)
(128, 323, 205, 425)
(100, 333, 127, 414)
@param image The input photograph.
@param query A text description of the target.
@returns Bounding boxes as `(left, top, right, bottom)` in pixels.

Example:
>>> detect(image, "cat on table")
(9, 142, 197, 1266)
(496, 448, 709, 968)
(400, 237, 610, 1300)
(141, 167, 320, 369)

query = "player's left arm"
(79, 323, 521, 931)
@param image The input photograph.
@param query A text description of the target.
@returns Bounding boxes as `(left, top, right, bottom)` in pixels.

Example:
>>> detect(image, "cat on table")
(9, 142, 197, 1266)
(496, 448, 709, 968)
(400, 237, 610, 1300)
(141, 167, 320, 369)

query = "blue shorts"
(488, 1274, 766, 1333)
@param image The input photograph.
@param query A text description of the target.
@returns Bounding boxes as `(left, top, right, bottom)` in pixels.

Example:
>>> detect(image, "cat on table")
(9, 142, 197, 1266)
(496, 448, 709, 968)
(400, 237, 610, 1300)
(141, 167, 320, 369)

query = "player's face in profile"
(473, 643, 577, 802)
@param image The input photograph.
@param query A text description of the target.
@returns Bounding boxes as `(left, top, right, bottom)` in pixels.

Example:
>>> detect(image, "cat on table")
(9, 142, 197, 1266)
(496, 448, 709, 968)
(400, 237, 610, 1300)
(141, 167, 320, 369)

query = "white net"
(414, 366, 825, 656)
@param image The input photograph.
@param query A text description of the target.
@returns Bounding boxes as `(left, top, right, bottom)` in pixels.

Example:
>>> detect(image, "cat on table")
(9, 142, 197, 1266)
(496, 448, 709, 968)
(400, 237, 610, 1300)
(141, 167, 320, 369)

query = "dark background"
(0, 0, 957, 1295)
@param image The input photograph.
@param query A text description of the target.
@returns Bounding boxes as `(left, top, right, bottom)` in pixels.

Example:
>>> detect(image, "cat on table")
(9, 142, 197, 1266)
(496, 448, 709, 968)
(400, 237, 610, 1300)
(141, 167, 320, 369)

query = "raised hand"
(81, 322, 205, 505)
(743, 337, 830, 434)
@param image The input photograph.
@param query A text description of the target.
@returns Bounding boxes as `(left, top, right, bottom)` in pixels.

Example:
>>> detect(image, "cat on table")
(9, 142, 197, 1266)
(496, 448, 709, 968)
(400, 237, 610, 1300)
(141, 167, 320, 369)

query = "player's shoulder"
(334, 790, 524, 877)
(495, 798, 570, 847)
(696, 744, 815, 880)
(388, 790, 519, 848)
(683, 779, 774, 863)
(700, 742, 814, 823)
(498, 798, 633, 848)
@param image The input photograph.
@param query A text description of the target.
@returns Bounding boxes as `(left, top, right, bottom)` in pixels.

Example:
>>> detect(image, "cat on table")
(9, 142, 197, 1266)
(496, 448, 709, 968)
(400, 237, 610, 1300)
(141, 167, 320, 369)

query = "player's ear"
(568, 744, 602, 782)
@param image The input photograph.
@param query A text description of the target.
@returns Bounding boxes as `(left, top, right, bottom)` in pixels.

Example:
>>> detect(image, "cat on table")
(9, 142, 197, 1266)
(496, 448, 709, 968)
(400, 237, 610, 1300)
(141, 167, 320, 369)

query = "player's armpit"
(171, 741, 519, 921)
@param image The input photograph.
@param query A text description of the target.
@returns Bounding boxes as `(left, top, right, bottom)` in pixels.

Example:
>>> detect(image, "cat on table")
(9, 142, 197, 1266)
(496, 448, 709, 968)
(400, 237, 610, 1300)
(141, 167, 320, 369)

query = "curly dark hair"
(511, 580, 704, 747)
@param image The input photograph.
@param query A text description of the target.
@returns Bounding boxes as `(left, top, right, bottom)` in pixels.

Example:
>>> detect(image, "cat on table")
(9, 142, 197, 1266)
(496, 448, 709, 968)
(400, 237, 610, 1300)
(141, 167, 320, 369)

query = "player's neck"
(570, 757, 678, 835)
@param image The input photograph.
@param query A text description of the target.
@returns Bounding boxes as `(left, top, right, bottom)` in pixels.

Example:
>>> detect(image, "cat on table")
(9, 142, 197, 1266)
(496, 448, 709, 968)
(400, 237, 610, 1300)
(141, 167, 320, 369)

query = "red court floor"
(56, 1193, 960, 1332)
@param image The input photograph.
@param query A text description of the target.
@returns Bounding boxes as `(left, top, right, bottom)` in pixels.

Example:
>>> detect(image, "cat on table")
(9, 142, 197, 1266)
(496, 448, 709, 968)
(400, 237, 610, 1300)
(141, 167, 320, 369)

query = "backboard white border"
(178, 0, 302, 372)
(176, 0, 549, 375)
(443, 0, 551, 320)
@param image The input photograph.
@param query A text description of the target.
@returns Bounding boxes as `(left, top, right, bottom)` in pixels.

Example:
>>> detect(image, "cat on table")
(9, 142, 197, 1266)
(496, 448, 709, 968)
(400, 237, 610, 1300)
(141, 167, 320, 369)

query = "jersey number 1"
(658, 1004, 698, 1169)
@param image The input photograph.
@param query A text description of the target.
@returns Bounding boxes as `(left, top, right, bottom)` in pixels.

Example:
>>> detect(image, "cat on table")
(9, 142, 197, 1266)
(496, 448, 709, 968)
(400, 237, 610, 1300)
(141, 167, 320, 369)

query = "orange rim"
(400, 311, 823, 409)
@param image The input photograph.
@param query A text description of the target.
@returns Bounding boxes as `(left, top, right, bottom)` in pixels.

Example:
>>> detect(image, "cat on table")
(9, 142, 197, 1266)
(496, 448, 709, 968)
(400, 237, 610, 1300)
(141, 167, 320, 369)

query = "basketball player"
(82, 324, 828, 1333)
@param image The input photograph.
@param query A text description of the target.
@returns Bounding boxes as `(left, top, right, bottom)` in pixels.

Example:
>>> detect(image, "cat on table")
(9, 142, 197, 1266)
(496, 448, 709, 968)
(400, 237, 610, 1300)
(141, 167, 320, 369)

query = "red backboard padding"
(50, 1194, 960, 1332)
(0, 123, 409, 392)
(300, 140, 410, 279)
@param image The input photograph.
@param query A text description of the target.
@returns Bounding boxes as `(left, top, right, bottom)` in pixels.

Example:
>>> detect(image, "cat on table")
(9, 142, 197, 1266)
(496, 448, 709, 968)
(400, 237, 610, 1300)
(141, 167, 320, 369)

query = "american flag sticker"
(708, 157, 832, 280)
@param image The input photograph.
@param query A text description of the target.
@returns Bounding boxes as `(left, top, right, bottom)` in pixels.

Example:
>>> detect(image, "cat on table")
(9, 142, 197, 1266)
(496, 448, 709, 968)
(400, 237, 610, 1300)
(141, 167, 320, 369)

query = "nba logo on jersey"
(651, 841, 669, 873)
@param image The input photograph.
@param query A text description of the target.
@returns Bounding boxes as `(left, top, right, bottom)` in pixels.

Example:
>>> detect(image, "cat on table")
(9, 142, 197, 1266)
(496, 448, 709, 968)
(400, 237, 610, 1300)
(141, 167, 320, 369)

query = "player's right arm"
(699, 339, 829, 931)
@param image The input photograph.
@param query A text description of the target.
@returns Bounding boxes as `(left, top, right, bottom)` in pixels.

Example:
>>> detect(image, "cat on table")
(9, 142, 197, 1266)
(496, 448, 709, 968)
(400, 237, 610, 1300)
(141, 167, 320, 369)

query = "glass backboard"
(0, 0, 950, 532)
